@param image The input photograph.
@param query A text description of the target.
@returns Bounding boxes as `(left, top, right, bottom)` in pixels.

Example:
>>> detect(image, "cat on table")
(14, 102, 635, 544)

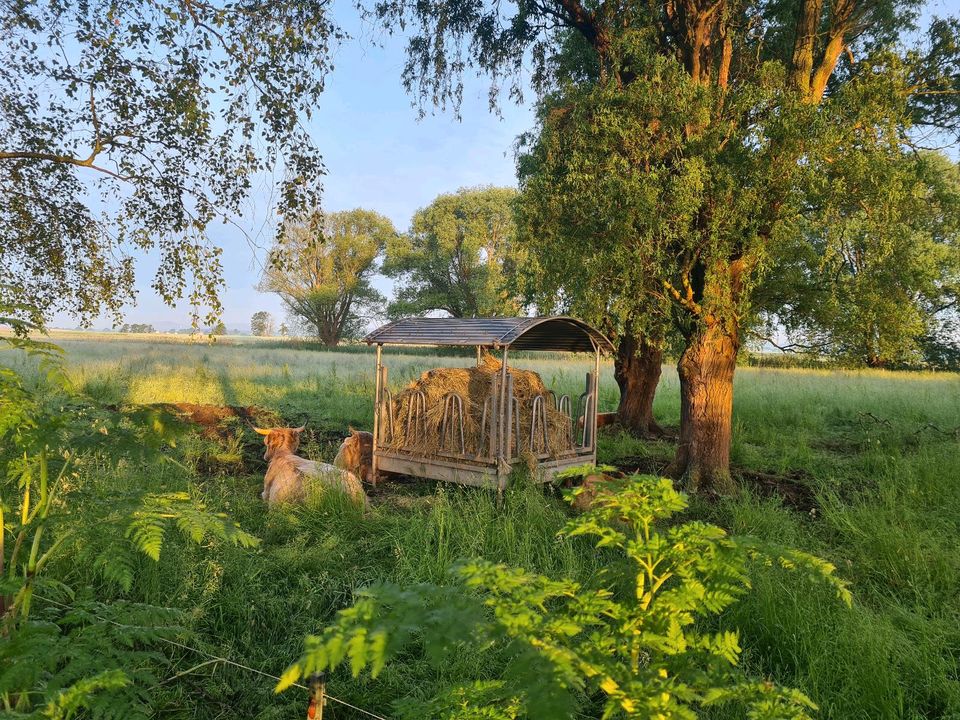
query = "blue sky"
(54, 9, 534, 331)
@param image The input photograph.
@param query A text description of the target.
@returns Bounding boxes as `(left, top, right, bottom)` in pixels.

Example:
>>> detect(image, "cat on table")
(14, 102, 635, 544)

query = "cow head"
(252, 425, 305, 460)
(334, 427, 374, 485)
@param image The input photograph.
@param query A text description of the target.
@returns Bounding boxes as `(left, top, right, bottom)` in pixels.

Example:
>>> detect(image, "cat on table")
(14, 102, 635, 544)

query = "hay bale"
(384, 354, 574, 458)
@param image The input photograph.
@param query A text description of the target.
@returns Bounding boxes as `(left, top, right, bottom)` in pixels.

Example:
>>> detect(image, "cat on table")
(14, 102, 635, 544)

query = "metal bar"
(593, 346, 601, 451)
(577, 388, 589, 447)
(476, 345, 482, 366)
(405, 390, 426, 444)
(440, 393, 466, 454)
(505, 374, 514, 460)
(479, 396, 491, 459)
(440, 394, 451, 448)
(530, 394, 550, 455)
(497, 348, 509, 491)
(456, 394, 465, 454)
(372, 344, 382, 482)
(579, 372, 594, 448)
(530, 395, 541, 453)
(557, 394, 572, 450)
(512, 396, 520, 458)
(489, 374, 499, 460)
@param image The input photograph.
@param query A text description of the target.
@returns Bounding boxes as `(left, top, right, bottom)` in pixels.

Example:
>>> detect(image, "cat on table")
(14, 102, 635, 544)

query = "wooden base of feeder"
(375, 449, 596, 489)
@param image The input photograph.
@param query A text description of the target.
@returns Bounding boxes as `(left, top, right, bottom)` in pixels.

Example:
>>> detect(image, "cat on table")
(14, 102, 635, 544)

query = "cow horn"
(292, 425, 306, 433)
(252, 426, 271, 435)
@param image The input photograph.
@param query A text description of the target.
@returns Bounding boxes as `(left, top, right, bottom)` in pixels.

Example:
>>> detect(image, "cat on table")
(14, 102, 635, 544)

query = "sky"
(52, 7, 535, 331)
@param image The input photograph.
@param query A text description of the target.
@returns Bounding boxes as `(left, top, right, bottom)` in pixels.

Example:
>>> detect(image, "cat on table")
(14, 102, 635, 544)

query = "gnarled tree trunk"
(671, 321, 738, 495)
(613, 331, 663, 436)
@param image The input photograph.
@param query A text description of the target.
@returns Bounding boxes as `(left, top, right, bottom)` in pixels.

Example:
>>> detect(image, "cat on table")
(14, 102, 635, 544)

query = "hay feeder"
(364, 316, 614, 490)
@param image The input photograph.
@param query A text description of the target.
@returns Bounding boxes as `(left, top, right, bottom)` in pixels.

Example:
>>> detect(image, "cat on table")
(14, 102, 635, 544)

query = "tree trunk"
(613, 332, 664, 436)
(671, 322, 738, 495)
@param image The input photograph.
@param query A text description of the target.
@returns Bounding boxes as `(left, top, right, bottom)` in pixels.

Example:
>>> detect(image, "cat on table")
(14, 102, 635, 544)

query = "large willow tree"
(372, 0, 960, 492)
(260, 209, 396, 346)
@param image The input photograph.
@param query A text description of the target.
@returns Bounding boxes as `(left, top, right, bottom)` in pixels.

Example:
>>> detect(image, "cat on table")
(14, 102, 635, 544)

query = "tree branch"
(0, 150, 132, 181)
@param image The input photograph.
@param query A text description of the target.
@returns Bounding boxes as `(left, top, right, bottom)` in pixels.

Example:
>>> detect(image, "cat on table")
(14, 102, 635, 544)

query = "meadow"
(7, 332, 960, 719)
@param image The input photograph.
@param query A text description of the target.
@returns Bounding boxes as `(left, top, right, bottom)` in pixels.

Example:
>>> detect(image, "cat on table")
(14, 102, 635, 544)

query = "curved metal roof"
(364, 316, 614, 353)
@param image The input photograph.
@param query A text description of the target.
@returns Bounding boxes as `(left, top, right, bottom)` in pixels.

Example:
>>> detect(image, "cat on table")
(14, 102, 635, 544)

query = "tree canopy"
(1, 0, 338, 330)
(250, 311, 275, 337)
(763, 149, 960, 368)
(383, 186, 523, 318)
(260, 209, 396, 346)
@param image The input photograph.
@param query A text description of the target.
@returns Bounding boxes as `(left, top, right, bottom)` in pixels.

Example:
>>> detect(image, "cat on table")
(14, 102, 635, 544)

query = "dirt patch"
(107, 402, 284, 440)
(156, 403, 282, 439)
(609, 455, 673, 477)
(608, 455, 818, 514)
(734, 467, 818, 514)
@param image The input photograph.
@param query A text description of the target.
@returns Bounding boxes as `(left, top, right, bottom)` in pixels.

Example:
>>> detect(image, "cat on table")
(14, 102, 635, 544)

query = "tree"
(279, 323, 290, 338)
(211, 321, 227, 336)
(761, 150, 960, 368)
(514, 63, 673, 435)
(371, 0, 960, 492)
(383, 186, 523, 318)
(119, 323, 155, 334)
(0, 0, 338, 330)
(251, 311, 275, 337)
(260, 210, 396, 346)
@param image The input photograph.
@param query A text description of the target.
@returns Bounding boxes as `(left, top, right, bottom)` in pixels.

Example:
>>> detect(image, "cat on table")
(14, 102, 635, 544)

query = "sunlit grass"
(11, 335, 960, 719)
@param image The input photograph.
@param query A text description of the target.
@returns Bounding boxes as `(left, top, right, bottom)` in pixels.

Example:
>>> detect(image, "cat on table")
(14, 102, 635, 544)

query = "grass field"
(7, 333, 960, 719)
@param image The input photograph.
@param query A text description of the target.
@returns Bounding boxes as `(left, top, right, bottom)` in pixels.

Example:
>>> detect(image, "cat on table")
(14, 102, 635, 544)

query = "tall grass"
(12, 336, 960, 718)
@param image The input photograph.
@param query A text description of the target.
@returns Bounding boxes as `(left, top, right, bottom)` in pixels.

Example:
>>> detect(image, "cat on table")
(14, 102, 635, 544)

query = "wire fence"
(34, 594, 392, 720)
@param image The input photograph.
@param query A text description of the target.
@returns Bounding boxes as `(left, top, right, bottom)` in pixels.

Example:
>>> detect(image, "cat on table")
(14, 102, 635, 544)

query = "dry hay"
(384, 354, 576, 459)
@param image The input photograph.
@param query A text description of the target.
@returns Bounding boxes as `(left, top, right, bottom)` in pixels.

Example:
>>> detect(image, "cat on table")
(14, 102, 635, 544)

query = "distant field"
(6, 333, 960, 718)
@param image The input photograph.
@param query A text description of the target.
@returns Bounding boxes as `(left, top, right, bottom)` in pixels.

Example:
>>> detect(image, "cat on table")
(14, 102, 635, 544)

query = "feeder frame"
(365, 316, 613, 489)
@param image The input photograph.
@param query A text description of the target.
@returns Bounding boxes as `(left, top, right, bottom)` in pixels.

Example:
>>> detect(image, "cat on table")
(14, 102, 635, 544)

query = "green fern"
(1, 341, 259, 719)
(42, 669, 131, 720)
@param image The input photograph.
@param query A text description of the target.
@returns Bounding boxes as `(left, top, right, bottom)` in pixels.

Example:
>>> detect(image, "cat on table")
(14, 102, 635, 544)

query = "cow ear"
(252, 426, 271, 436)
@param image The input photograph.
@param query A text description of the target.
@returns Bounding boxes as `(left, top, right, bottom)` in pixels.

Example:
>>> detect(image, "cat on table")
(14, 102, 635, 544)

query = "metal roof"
(364, 316, 614, 353)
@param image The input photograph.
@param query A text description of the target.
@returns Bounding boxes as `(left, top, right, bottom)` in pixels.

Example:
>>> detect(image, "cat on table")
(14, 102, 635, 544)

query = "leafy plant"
(278, 470, 851, 719)
(1, 326, 259, 717)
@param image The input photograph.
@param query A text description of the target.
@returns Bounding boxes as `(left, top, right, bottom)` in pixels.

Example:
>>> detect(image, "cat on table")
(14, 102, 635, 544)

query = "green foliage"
(0, 0, 338, 329)
(383, 186, 523, 318)
(250, 311, 275, 338)
(260, 209, 397, 345)
(758, 55, 960, 367)
(2, 600, 185, 720)
(278, 472, 849, 718)
(1, 335, 259, 717)
(118, 324, 155, 335)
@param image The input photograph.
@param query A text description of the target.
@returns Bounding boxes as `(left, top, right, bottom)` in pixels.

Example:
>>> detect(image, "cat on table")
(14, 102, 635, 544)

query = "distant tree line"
(119, 323, 155, 334)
